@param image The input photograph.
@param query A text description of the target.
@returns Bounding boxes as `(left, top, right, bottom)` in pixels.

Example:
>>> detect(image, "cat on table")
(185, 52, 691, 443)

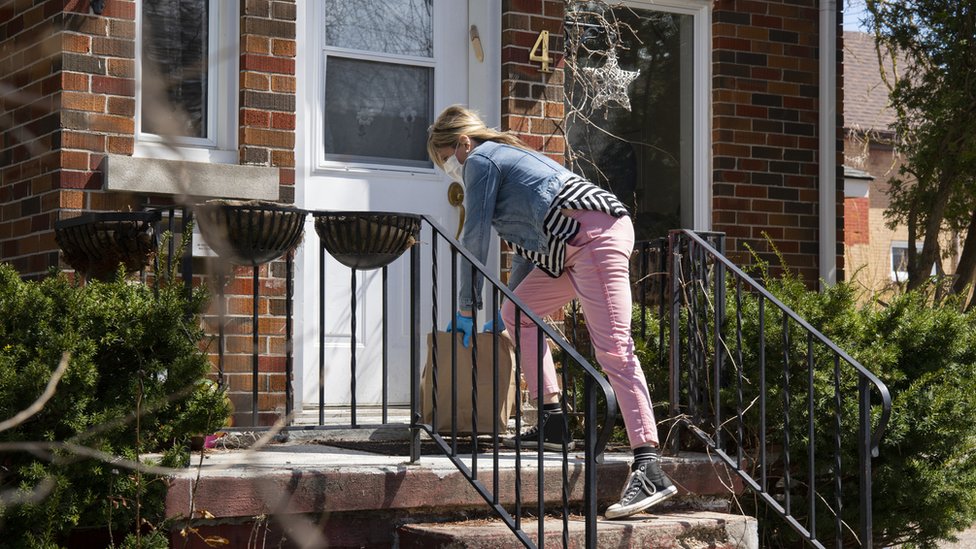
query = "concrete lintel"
(104, 154, 279, 201)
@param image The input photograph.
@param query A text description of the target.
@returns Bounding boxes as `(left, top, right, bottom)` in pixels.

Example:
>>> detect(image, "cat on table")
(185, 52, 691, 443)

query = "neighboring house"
(842, 30, 957, 293)
(1, 0, 846, 423)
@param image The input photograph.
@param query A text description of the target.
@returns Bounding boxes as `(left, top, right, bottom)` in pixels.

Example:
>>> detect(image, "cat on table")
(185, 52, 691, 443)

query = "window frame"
(134, 0, 240, 164)
(890, 241, 936, 282)
(578, 0, 711, 232)
(312, 1, 438, 175)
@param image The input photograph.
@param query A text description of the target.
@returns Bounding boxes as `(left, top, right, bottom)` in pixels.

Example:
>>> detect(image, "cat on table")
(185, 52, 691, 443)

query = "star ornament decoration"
(582, 50, 640, 111)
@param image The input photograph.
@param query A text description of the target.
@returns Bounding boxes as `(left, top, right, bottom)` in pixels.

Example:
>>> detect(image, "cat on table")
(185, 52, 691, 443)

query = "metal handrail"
(411, 213, 620, 549)
(668, 229, 892, 548)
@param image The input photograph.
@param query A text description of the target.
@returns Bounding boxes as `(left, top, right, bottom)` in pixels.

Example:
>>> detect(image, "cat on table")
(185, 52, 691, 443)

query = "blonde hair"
(427, 104, 530, 168)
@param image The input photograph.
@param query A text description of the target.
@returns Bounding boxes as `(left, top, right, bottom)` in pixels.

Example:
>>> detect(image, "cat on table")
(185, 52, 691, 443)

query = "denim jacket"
(458, 140, 577, 311)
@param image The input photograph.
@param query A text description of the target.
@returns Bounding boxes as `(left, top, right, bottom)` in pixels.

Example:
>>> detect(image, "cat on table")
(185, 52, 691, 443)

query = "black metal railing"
(165, 203, 619, 548)
(71, 201, 897, 547)
(667, 229, 892, 548)
(410, 215, 619, 548)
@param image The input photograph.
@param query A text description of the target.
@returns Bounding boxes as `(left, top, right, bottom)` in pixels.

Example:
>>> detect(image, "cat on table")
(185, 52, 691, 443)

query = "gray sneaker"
(604, 460, 678, 519)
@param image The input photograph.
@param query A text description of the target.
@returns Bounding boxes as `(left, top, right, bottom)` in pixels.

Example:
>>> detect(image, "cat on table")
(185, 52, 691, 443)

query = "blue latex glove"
(482, 311, 505, 333)
(445, 311, 474, 348)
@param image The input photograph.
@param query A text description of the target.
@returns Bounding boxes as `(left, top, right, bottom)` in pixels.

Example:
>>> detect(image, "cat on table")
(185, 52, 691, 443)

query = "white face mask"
(443, 155, 464, 182)
(442, 142, 464, 182)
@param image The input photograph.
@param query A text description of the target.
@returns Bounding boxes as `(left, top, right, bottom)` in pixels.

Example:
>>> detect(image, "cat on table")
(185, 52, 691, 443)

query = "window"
(135, 0, 239, 163)
(320, 0, 434, 169)
(564, 0, 710, 240)
(890, 241, 936, 282)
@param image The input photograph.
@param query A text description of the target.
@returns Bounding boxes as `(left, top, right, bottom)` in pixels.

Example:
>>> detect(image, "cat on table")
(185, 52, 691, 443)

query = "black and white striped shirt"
(509, 177, 628, 278)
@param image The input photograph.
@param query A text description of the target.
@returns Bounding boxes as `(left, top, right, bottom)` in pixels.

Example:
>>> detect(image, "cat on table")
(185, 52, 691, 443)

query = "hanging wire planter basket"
(313, 212, 421, 270)
(54, 211, 162, 280)
(196, 200, 307, 266)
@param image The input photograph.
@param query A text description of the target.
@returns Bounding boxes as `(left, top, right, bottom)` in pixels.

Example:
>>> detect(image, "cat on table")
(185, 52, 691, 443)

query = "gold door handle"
(447, 182, 465, 240)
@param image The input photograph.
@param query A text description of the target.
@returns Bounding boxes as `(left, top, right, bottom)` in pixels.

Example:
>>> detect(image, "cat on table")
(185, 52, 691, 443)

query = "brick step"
(398, 510, 758, 549)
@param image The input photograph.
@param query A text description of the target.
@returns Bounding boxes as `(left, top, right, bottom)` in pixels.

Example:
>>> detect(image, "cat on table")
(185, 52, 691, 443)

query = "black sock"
(542, 402, 562, 414)
(633, 446, 659, 470)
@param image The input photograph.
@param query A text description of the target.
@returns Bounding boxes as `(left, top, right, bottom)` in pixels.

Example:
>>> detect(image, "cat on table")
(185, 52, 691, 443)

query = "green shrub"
(632, 263, 976, 548)
(0, 264, 230, 548)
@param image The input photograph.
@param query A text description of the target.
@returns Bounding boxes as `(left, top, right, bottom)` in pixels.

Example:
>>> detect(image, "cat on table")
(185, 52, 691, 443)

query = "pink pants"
(500, 210, 659, 448)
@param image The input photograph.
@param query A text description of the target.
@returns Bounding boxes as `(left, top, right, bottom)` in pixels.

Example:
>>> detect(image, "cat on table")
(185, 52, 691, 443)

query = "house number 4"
(529, 30, 553, 73)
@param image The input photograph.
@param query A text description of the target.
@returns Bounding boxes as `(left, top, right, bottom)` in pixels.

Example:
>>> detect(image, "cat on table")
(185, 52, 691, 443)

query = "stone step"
(398, 510, 758, 549)
(167, 444, 743, 520)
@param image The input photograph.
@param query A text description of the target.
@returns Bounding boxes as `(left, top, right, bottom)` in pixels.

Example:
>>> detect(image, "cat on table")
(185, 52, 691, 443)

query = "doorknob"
(447, 182, 465, 239)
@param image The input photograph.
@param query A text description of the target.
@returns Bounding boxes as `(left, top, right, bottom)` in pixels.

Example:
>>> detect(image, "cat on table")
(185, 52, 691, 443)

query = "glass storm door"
(565, 0, 709, 240)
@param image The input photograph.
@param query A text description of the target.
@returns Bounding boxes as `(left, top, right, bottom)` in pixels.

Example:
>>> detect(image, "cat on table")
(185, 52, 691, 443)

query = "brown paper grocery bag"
(421, 331, 517, 435)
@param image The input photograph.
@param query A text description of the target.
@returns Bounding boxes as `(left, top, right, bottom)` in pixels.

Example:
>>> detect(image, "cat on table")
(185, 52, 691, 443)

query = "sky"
(844, 0, 869, 31)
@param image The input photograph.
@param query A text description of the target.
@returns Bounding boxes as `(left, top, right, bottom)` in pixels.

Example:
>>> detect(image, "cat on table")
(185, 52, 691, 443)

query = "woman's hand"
(445, 310, 474, 347)
(482, 310, 505, 333)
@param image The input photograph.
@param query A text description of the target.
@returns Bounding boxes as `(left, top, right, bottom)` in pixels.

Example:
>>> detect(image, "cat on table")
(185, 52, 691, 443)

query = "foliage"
(0, 263, 230, 548)
(865, 1, 976, 301)
(737, 268, 976, 548)
(632, 257, 976, 548)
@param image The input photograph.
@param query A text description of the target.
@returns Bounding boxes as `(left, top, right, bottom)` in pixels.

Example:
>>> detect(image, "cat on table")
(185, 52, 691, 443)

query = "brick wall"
(501, 0, 566, 161)
(212, 0, 296, 426)
(0, 0, 297, 426)
(844, 195, 869, 245)
(0, 0, 135, 277)
(499, 0, 566, 280)
(712, 0, 845, 283)
(239, 0, 296, 200)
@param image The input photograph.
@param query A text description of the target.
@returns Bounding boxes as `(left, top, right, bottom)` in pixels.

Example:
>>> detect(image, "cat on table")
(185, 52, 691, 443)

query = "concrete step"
(165, 433, 749, 547)
(398, 510, 758, 549)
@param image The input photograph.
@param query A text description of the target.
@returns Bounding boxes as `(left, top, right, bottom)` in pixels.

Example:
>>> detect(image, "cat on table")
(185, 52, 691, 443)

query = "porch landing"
(166, 428, 751, 548)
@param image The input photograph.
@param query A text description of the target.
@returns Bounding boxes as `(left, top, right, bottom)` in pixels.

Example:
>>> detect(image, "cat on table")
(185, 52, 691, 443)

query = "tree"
(865, 1, 976, 305)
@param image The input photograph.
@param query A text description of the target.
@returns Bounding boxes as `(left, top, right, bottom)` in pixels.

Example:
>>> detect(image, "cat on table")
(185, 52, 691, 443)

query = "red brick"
(88, 153, 105, 171)
(106, 135, 134, 154)
(63, 32, 91, 53)
(62, 71, 89, 91)
(278, 168, 295, 185)
(108, 18, 136, 40)
(270, 150, 293, 167)
(242, 109, 271, 127)
(242, 72, 270, 91)
(270, 112, 294, 130)
(60, 150, 89, 170)
(240, 54, 295, 75)
(509, 0, 542, 12)
(58, 170, 101, 190)
(242, 127, 294, 148)
(271, 39, 295, 57)
(106, 96, 134, 116)
(62, 131, 105, 152)
(62, 91, 105, 112)
(244, 35, 271, 55)
(270, 74, 294, 93)
(99, 0, 136, 20)
(91, 75, 135, 96)
(88, 113, 134, 133)
(92, 36, 134, 58)
(107, 58, 135, 78)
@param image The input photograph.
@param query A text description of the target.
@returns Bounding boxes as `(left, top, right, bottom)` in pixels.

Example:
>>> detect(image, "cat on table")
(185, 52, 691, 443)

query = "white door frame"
(292, 1, 501, 410)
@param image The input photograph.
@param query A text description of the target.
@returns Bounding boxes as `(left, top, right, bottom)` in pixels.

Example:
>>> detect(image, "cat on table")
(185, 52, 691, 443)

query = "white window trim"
(134, 0, 239, 164)
(890, 241, 936, 282)
(624, 0, 712, 232)
(310, 2, 438, 177)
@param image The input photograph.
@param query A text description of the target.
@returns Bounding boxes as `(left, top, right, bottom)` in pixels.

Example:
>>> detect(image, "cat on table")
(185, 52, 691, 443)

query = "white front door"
(294, 1, 500, 409)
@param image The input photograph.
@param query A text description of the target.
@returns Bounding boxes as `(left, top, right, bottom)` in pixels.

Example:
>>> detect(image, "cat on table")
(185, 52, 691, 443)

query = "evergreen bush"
(0, 263, 230, 548)
(632, 264, 976, 548)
